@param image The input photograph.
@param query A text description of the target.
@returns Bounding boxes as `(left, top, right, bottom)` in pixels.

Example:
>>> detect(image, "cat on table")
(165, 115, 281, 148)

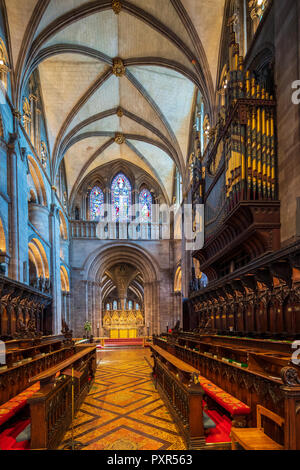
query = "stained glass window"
(111, 173, 131, 222)
(113, 300, 118, 310)
(200, 272, 208, 289)
(139, 188, 152, 222)
(90, 186, 104, 221)
(106, 303, 110, 311)
(128, 300, 133, 310)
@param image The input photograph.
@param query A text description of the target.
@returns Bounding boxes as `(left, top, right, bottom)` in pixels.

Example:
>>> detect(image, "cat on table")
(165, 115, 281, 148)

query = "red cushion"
(0, 435, 16, 450)
(0, 383, 40, 426)
(198, 376, 251, 416)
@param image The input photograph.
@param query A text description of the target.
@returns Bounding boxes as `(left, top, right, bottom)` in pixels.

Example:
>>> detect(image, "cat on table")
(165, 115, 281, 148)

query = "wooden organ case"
(189, 26, 300, 339)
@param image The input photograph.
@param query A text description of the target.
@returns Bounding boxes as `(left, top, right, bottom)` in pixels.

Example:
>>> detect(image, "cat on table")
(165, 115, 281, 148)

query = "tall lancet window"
(90, 186, 104, 221)
(111, 173, 131, 222)
(139, 188, 152, 222)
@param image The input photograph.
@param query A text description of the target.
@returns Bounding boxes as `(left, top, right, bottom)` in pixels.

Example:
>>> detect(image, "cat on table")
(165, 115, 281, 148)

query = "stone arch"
(59, 210, 68, 240)
(174, 265, 182, 293)
(82, 242, 161, 336)
(60, 265, 70, 292)
(28, 237, 49, 281)
(0, 215, 6, 254)
(27, 155, 48, 206)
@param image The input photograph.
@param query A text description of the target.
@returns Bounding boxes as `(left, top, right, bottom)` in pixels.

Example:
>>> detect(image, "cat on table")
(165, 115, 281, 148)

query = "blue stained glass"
(111, 173, 131, 222)
(139, 188, 152, 222)
(90, 186, 104, 221)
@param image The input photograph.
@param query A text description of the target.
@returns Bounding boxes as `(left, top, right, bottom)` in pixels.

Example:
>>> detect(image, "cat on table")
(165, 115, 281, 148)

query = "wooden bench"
(196, 375, 251, 426)
(151, 345, 250, 423)
(231, 405, 284, 450)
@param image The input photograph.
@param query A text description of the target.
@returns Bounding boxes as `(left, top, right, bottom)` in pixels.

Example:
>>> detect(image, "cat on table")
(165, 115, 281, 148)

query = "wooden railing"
(150, 344, 205, 450)
(28, 346, 97, 450)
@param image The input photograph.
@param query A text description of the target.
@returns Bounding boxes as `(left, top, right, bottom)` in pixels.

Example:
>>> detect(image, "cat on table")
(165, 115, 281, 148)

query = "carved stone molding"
(112, 0, 122, 15)
(112, 58, 125, 77)
(117, 107, 123, 118)
(115, 132, 125, 145)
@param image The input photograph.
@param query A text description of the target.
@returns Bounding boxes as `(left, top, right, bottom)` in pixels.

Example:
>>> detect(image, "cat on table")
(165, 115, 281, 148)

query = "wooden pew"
(150, 344, 206, 450)
(28, 345, 97, 450)
(154, 333, 300, 449)
(151, 344, 251, 447)
(0, 336, 75, 406)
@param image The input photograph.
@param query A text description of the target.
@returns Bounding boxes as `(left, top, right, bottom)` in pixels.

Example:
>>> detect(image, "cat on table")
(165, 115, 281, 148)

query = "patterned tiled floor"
(60, 348, 186, 450)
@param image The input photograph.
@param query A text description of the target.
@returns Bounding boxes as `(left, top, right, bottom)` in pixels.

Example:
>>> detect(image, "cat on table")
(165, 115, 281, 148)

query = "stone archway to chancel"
(82, 242, 161, 338)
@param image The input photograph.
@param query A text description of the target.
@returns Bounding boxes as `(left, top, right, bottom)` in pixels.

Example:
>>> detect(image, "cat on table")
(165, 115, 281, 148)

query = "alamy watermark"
(0, 340, 5, 366)
(291, 81, 300, 104)
(95, 203, 204, 251)
(291, 341, 300, 366)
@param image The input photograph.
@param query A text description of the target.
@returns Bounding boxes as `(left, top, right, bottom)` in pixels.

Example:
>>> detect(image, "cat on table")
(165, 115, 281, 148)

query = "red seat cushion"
(198, 376, 251, 416)
(0, 383, 40, 426)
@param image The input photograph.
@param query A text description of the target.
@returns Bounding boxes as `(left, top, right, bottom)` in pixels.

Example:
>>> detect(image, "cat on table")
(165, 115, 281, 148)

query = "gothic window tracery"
(40, 141, 48, 168)
(249, 0, 268, 35)
(139, 188, 152, 223)
(90, 186, 104, 221)
(22, 98, 31, 136)
(111, 173, 131, 222)
(0, 39, 9, 90)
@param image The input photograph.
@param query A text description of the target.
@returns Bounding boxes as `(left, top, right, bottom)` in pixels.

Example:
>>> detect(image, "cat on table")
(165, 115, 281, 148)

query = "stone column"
(49, 202, 61, 334)
(61, 292, 66, 321)
(7, 133, 19, 280)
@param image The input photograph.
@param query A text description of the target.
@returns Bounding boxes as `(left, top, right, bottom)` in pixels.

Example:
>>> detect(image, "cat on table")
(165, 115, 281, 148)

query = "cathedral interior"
(0, 0, 300, 452)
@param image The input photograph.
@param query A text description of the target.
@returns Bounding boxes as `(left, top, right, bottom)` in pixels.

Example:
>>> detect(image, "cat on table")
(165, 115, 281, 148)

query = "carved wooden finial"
(112, 0, 122, 15)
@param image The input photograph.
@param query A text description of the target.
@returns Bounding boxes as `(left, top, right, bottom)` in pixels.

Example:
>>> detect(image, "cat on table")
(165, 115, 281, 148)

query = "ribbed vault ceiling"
(5, 0, 226, 200)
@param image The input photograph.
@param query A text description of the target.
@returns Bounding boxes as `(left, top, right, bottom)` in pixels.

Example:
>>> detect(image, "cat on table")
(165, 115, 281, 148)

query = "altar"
(103, 309, 144, 339)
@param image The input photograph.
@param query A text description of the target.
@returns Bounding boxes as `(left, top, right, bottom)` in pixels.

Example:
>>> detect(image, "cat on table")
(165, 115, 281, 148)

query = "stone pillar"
(61, 292, 66, 321)
(7, 133, 22, 280)
(49, 202, 61, 334)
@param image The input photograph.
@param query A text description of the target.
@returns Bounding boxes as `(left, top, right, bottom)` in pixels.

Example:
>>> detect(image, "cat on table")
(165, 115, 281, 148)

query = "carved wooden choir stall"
(0, 274, 97, 450)
(150, 25, 300, 451)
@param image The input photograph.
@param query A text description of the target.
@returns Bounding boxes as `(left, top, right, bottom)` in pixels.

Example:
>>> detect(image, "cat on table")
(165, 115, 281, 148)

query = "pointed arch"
(60, 265, 70, 292)
(0, 216, 6, 253)
(27, 155, 48, 206)
(28, 237, 49, 279)
(59, 210, 68, 240)
(174, 266, 182, 293)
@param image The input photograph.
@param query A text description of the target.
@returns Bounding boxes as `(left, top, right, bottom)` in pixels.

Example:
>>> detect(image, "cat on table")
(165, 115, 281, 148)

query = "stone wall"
(70, 238, 181, 337)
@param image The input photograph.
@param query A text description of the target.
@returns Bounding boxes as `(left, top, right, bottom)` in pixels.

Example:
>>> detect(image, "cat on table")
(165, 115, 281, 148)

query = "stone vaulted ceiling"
(5, 0, 226, 201)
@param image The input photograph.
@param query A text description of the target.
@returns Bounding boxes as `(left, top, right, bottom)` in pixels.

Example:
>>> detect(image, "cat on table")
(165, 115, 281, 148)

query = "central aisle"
(60, 348, 186, 450)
